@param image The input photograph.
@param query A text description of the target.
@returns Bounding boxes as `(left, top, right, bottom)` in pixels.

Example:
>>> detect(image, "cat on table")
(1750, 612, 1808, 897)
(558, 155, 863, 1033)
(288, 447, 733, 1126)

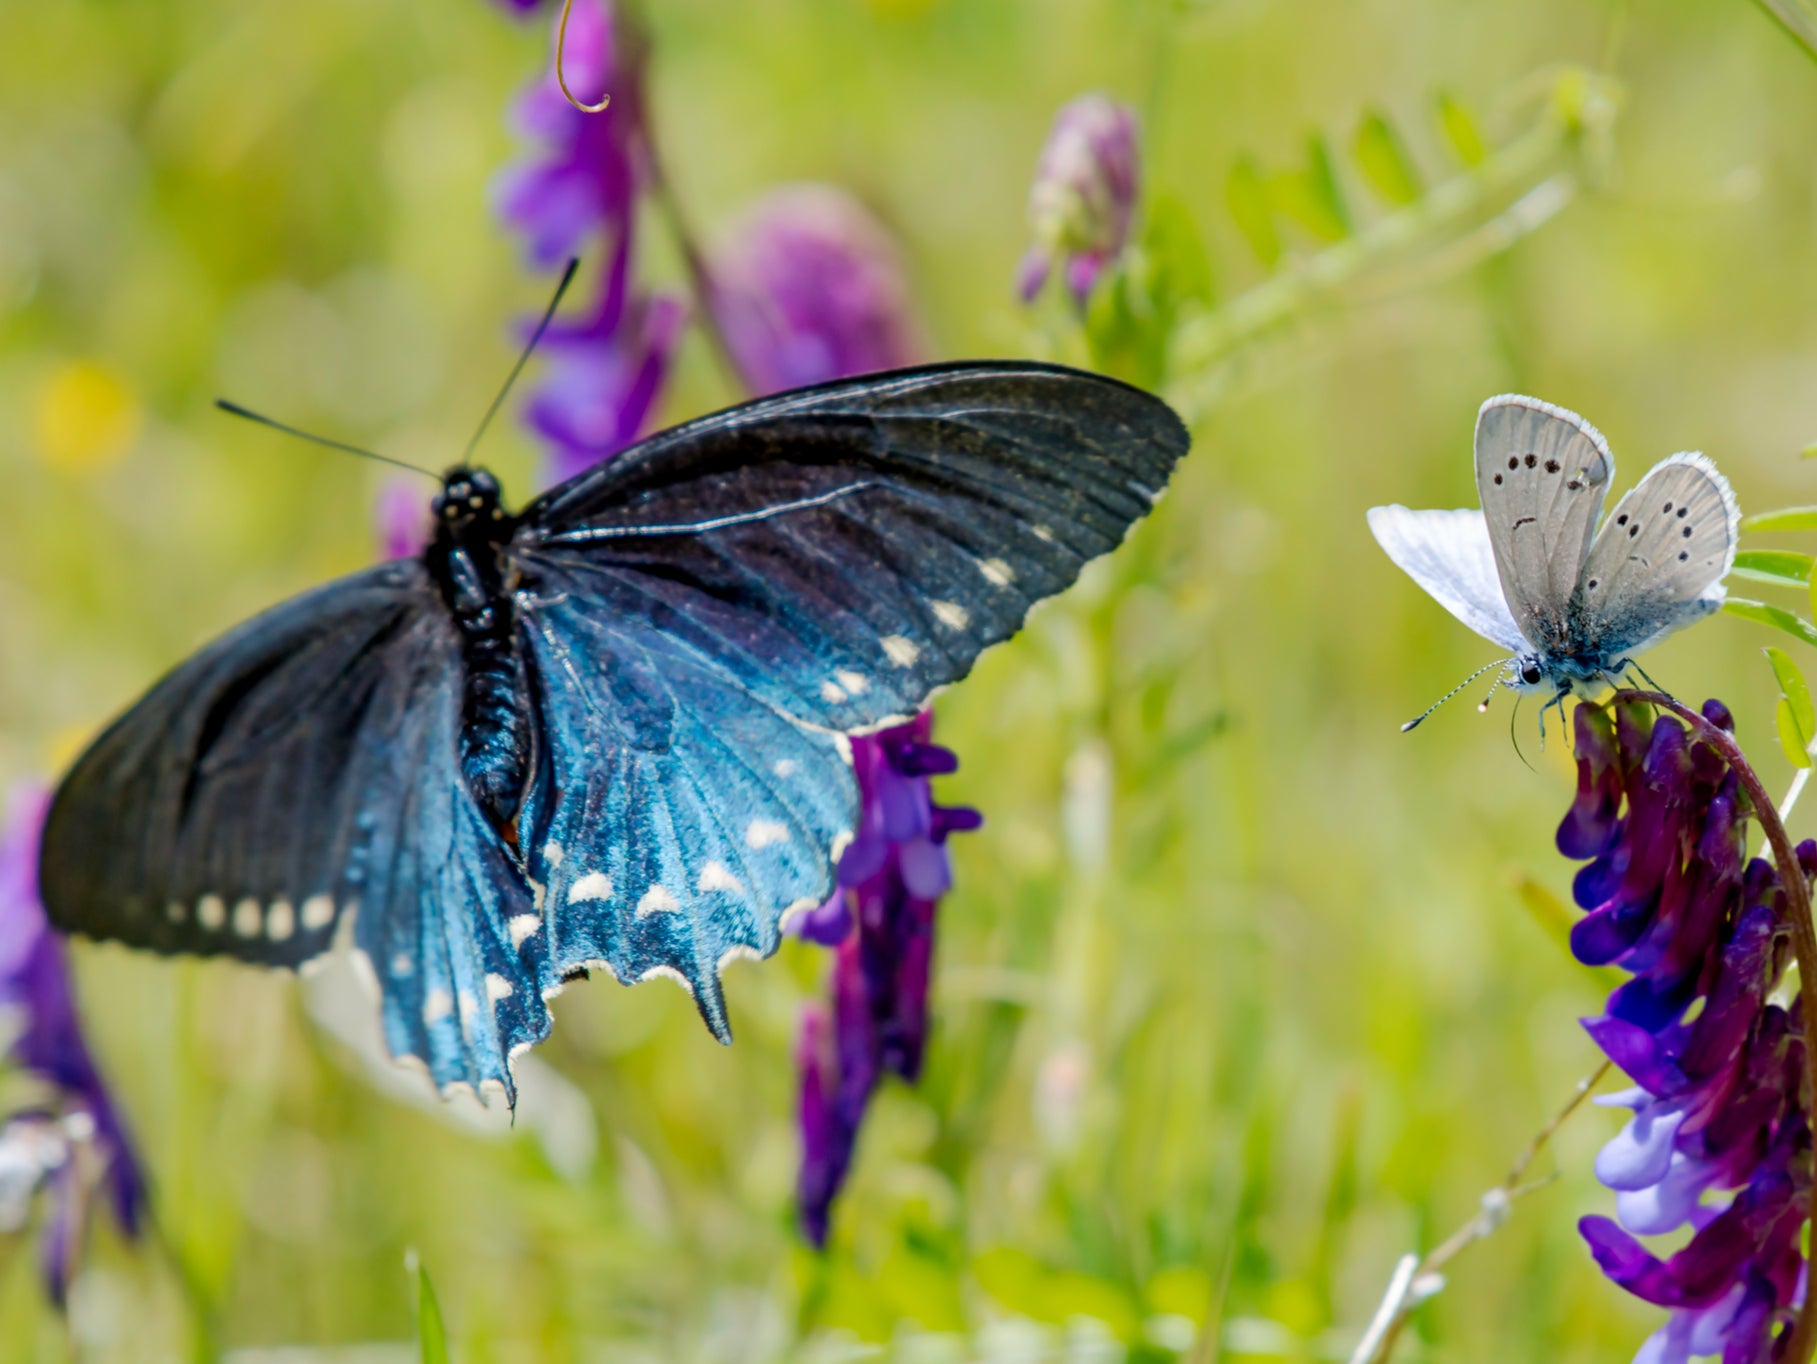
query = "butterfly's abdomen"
(428, 468, 533, 834)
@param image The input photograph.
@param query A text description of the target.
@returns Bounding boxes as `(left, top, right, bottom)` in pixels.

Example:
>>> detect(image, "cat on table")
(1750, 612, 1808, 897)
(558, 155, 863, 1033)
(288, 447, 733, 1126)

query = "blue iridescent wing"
(39, 562, 551, 1100)
(508, 362, 1188, 1017)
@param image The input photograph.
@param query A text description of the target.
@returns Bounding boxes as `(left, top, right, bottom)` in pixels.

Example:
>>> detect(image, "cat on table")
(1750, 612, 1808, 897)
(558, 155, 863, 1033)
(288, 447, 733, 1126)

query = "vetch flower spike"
(1562, 695, 1817, 1362)
(0, 784, 145, 1305)
(1017, 94, 1141, 307)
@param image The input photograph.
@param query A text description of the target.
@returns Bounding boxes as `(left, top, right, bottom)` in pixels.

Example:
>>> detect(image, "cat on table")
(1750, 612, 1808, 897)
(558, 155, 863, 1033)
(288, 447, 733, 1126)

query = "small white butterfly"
(1369, 394, 1739, 730)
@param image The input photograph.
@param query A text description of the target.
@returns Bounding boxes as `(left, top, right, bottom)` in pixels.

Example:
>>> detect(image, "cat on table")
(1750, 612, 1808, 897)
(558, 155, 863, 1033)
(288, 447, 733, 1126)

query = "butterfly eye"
(1520, 662, 1543, 686)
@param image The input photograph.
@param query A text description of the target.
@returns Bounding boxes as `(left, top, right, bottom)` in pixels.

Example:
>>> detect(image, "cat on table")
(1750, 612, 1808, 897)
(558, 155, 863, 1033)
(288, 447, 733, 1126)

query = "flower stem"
(1612, 688, 1817, 1363)
(1346, 1061, 1611, 1364)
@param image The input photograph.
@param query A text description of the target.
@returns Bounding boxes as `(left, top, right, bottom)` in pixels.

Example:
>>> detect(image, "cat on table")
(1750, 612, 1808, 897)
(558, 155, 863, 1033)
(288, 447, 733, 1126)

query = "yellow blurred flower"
(33, 360, 143, 474)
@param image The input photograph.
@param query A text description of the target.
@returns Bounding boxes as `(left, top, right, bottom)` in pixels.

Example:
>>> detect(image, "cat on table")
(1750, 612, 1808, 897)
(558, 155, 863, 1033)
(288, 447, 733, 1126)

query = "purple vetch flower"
(706, 184, 929, 396)
(1017, 94, 1141, 307)
(496, 0, 647, 269)
(0, 784, 146, 1305)
(703, 185, 980, 1244)
(1562, 701, 1811, 1362)
(496, 0, 684, 484)
(793, 715, 981, 1246)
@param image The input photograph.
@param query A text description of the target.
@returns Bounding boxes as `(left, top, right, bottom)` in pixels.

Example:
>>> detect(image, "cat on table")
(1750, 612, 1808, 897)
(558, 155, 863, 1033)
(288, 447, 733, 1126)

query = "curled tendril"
(556, 0, 611, 114)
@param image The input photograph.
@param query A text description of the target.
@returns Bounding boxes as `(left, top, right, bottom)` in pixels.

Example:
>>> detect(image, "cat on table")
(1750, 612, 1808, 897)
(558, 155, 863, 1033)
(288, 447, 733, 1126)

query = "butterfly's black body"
(427, 468, 532, 834)
(40, 361, 1189, 1102)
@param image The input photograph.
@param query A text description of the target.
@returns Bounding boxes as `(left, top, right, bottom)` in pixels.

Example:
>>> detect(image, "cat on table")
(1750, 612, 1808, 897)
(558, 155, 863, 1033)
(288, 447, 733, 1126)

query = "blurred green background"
(5, 0, 1817, 1358)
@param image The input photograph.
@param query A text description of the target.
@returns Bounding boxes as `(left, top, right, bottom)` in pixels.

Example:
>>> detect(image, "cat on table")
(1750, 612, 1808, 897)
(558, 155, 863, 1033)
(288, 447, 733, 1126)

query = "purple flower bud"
(1017, 94, 1140, 307)
(707, 184, 928, 397)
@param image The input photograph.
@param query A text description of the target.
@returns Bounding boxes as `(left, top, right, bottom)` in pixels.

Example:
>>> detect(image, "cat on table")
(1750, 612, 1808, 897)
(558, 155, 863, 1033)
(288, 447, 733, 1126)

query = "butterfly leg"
(1618, 658, 1669, 695)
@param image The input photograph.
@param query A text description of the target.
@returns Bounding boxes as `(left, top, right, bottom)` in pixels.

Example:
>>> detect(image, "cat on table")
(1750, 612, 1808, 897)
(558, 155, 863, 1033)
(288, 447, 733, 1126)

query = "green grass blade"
(1742, 506, 1817, 532)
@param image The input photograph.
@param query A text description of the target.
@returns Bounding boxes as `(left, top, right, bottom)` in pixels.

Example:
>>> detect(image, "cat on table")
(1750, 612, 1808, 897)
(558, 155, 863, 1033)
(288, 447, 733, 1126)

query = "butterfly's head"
(1508, 654, 1550, 693)
(434, 466, 508, 537)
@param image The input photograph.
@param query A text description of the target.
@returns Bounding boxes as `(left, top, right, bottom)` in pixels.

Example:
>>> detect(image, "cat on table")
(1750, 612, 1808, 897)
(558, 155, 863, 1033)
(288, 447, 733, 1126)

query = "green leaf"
(1435, 91, 1488, 167)
(1266, 137, 1350, 244)
(1354, 110, 1424, 206)
(1741, 506, 1817, 532)
(1303, 133, 1352, 236)
(1226, 158, 1281, 267)
(1756, 0, 1817, 66)
(1724, 597, 1817, 647)
(1768, 644, 1816, 729)
(417, 1264, 450, 1364)
(1778, 697, 1814, 768)
(1732, 549, 1816, 588)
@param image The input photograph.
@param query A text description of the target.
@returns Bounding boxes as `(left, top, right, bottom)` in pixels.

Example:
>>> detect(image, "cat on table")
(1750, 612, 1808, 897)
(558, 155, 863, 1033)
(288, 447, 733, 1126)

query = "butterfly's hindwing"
(1474, 395, 1614, 652)
(1579, 453, 1739, 658)
(517, 573, 858, 1028)
(1366, 506, 1525, 652)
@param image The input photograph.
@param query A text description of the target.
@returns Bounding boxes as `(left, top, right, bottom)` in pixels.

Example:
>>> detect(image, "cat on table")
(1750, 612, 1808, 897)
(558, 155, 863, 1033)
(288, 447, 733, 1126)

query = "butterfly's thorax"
(427, 467, 531, 835)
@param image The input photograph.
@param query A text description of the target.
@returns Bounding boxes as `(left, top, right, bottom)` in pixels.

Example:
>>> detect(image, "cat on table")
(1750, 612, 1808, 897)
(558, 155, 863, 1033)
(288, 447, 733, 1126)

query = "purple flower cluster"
(1017, 94, 1141, 307)
(793, 716, 981, 1245)
(495, 0, 683, 484)
(1560, 701, 1811, 1363)
(0, 784, 145, 1305)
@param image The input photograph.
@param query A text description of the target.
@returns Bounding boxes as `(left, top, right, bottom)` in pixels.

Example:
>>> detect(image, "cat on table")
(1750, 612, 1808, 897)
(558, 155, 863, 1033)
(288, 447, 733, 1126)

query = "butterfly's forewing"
(1579, 453, 1738, 658)
(1474, 395, 1614, 652)
(40, 562, 551, 1099)
(1365, 505, 1526, 651)
(509, 362, 1188, 1005)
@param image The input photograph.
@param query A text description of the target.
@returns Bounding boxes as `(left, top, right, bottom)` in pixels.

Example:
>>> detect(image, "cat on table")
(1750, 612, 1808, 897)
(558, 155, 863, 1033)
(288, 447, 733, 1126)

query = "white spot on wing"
(391, 953, 414, 977)
(423, 988, 453, 1024)
(746, 819, 791, 849)
(233, 898, 261, 938)
(773, 758, 798, 777)
(835, 670, 869, 695)
(931, 601, 970, 630)
(267, 899, 295, 941)
(486, 973, 514, 1002)
(881, 635, 920, 667)
(543, 841, 564, 868)
(508, 914, 541, 948)
(197, 895, 226, 932)
(458, 991, 479, 1025)
(698, 862, 744, 894)
(1031, 524, 1056, 542)
(637, 885, 681, 917)
(979, 558, 1015, 586)
(300, 894, 334, 931)
(820, 680, 848, 703)
(567, 871, 612, 904)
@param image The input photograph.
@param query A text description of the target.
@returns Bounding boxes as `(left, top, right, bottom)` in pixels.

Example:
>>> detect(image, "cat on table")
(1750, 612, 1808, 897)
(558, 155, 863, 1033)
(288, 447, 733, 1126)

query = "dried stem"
(1612, 689, 1817, 1363)
(1346, 1061, 1611, 1364)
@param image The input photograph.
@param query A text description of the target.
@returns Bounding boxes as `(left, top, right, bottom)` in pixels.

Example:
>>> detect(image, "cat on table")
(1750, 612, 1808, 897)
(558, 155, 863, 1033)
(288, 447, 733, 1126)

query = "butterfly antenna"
(1476, 671, 1507, 713)
(1400, 659, 1507, 733)
(213, 400, 439, 480)
(462, 256, 580, 463)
